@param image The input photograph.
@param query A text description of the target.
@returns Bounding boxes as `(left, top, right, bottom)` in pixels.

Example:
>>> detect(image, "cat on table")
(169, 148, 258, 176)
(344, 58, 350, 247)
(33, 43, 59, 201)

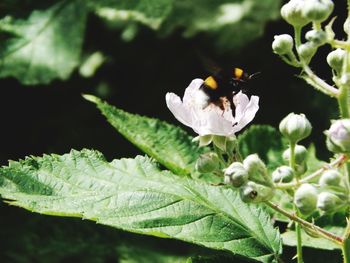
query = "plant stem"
(293, 25, 339, 97)
(289, 142, 297, 177)
(276, 154, 348, 189)
(343, 238, 350, 263)
(295, 209, 303, 263)
(342, 220, 350, 263)
(265, 201, 344, 245)
(302, 65, 339, 98)
(288, 142, 304, 262)
(294, 26, 302, 49)
(338, 78, 350, 118)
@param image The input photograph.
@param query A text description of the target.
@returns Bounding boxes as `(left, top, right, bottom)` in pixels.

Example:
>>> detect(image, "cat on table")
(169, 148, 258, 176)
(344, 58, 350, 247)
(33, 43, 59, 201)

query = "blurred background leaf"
(0, 0, 281, 84)
(0, 0, 87, 84)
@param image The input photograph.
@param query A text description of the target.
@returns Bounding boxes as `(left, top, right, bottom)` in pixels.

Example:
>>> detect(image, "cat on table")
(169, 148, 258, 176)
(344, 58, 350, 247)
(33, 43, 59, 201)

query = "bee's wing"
(196, 51, 223, 77)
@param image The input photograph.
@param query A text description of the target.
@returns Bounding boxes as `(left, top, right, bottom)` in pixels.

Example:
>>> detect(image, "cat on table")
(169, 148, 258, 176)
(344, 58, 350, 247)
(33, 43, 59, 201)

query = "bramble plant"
(2, 0, 350, 262)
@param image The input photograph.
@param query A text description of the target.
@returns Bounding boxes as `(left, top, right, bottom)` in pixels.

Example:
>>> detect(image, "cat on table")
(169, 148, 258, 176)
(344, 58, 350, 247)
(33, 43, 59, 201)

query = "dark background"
(0, 0, 346, 262)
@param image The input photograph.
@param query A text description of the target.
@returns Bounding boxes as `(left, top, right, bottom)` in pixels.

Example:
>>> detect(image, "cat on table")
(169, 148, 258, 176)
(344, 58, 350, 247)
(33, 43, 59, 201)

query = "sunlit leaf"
(0, 149, 282, 262)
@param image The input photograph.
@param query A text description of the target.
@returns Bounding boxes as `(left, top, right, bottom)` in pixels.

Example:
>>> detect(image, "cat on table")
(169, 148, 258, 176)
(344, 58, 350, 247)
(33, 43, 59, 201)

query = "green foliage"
(304, 144, 326, 174)
(0, 0, 87, 85)
(0, 149, 282, 262)
(159, 0, 281, 52)
(282, 228, 342, 251)
(238, 125, 286, 171)
(0, 0, 281, 84)
(84, 94, 207, 176)
(89, 0, 173, 30)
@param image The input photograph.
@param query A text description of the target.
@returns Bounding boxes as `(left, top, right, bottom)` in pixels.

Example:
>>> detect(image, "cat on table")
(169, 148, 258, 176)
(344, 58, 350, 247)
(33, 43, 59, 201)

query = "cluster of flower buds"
(224, 154, 274, 203)
(273, 0, 337, 65)
(294, 169, 348, 215)
(281, 0, 334, 27)
(276, 113, 349, 215)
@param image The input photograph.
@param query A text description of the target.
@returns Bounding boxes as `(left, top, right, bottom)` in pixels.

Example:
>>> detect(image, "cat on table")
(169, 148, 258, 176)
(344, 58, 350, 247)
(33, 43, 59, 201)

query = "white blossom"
(165, 78, 259, 137)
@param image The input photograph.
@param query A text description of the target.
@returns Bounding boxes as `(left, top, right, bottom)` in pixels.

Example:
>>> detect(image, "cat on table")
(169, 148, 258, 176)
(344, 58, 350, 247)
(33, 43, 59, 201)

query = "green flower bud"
(272, 166, 295, 183)
(294, 183, 318, 215)
(281, 0, 311, 27)
(302, 0, 334, 22)
(319, 170, 342, 186)
(341, 74, 350, 87)
(305, 30, 327, 46)
(344, 17, 350, 35)
(279, 113, 312, 143)
(317, 192, 344, 213)
(224, 162, 248, 187)
(295, 162, 308, 176)
(272, 34, 294, 55)
(325, 119, 350, 153)
(327, 49, 346, 73)
(297, 42, 317, 62)
(243, 154, 272, 186)
(195, 152, 220, 173)
(283, 144, 308, 164)
(239, 181, 274, 203)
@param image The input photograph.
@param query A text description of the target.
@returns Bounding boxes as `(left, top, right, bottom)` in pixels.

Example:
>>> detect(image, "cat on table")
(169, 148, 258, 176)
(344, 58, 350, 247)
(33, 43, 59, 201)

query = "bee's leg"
(227, 95, 238, 127)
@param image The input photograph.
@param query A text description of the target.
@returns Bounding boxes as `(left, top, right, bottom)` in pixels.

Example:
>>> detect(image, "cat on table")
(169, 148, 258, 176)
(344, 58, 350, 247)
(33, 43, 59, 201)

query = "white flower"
(165, 78, 259, 137)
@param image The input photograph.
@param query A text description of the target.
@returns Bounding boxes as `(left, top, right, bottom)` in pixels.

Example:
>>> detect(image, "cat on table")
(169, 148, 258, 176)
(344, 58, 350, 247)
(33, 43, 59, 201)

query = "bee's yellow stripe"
(204, 76, 218, 90)
(234, 68, 243, 80)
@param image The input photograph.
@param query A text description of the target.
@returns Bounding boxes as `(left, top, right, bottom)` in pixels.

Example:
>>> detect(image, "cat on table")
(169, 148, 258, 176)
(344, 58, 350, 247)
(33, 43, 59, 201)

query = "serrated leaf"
(84, 95, 207, 176)
(238, 125, 286, 171)
(0, 0, 87, 85)
(0, 149, 281, 262)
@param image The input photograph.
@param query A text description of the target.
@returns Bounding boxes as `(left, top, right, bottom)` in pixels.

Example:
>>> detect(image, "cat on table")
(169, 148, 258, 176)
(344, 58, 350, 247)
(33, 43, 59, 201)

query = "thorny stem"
(276, 154, 348, 190)
(266, 201, 344, 245)
(293, 23, 339, 97)
(302, 65, 339, 98)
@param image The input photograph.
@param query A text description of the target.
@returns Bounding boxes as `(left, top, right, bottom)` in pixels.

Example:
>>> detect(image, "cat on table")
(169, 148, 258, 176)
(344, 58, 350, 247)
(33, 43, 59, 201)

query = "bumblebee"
(199, 67, 258, 111)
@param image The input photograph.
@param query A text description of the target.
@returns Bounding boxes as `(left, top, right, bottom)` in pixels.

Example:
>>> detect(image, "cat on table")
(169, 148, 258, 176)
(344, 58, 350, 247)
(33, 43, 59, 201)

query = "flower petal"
(232, 95, 259, 133)
(165, 92, 192, 127)
(191, 106, 236, 136)
(183, 78, 204, 105)
(233, 91, 250, 120)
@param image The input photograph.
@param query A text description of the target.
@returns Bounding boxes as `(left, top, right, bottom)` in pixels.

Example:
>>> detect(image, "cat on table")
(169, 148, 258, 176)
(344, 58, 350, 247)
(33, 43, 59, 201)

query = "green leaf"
(238, 125, 286, 171)
(304, 144, 326, 175)
(159, 0, 281, 52)
(0, 149, 281, 262)
(0, 0, 87, 85)
(282, 228, 343, 251)
(89, 0, 173, 30)
(83, 94, 207, 176)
